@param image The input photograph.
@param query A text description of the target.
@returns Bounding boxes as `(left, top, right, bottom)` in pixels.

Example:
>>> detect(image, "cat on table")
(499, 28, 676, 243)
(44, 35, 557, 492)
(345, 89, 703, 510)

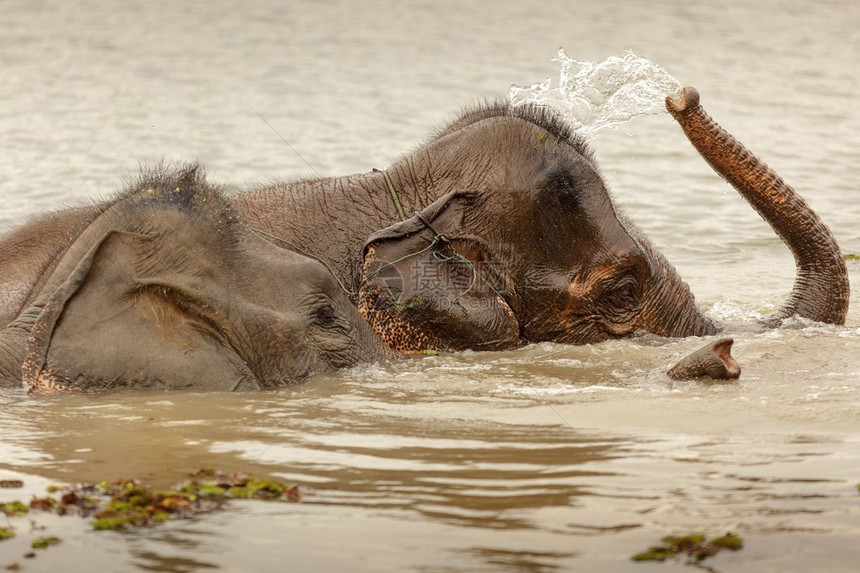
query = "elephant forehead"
(236, 237, 344, 299)
(499, 223, 645, 286)
(483, 188, 628, 261)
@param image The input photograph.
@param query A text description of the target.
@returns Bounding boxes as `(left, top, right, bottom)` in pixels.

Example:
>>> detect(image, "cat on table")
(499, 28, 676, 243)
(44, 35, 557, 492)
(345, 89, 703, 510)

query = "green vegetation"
(391, 294, 425, 315)
(632, 532, 743, 564)
(709, 533, 744, 551)
(1, 501, 29, 517)
(0, 469, 300, 551)
(31, 536, 61, 549)
(35, 469, 302, 532)
(1, 469, 301, 570)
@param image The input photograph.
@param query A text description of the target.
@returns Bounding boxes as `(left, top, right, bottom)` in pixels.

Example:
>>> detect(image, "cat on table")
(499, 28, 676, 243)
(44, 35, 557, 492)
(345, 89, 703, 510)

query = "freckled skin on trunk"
(667, 337, 741, 381)
(666, 87, 849, 326)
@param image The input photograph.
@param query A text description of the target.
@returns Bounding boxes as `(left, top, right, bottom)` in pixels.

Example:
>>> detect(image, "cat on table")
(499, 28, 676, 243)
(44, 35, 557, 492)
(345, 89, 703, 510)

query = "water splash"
(508, 49, 682, 136)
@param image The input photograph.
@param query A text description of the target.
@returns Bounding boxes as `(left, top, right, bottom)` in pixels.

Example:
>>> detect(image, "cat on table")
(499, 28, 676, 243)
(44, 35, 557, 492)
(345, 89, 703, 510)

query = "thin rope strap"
(415, 211, 448, 244)
(381, 169, 407, 221)
(248, 224, 506, 304)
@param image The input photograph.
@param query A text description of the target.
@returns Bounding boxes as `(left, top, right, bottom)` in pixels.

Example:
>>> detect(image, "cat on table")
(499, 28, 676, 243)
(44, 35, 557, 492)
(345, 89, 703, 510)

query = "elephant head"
(4, 164, 389, 392)
(357, 104, 718, 352)
(356, 92, 847, 353)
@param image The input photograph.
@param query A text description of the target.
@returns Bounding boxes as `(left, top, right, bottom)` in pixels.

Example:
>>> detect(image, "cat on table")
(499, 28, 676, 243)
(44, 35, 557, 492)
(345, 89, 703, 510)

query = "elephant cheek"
(519, 287, 600, 345)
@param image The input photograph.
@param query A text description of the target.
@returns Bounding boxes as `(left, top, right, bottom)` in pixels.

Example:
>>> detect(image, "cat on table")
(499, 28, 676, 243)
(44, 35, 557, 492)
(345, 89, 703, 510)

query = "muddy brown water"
(1, 0, 859, 571)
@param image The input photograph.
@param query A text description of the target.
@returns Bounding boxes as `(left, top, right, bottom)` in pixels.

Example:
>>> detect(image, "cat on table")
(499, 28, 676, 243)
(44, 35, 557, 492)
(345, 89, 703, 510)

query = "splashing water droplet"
(509, 49, 683, 136)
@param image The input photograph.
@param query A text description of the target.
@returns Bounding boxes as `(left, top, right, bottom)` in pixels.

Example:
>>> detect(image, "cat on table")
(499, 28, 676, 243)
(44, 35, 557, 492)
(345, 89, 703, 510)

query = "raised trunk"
(666, 87, 849, 325)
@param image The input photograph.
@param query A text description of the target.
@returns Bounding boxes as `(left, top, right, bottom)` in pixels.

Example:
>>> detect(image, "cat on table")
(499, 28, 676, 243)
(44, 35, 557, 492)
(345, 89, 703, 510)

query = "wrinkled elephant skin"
(0, 86, 849, 364)
(666, 87, 849, 326)
(0, 165, 390, 392)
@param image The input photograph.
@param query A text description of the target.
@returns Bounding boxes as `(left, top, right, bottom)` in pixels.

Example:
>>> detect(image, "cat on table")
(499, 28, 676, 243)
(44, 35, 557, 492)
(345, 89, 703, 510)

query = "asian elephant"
(0, 164, 391, 392)
(0, 86, 849, 361)
(232, 87, 848, 352)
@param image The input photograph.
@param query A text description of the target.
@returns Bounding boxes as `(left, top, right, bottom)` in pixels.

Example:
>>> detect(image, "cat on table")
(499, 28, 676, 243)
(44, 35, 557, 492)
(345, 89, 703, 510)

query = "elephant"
(231, 87, 848, 352)
(0, 164, 391, 392)
(0, 86, 849, 361)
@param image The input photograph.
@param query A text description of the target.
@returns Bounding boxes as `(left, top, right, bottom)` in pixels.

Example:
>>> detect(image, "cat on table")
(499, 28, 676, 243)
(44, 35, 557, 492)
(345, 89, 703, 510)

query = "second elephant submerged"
(0, 87, 848, 390)
(0, 167, 391, 391)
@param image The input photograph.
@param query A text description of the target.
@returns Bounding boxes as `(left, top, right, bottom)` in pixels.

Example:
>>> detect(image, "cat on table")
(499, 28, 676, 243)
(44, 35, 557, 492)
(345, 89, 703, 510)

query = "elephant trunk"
(0, 337, 23, 385)
(0, 310, 39, 387)
(666, 87, 849, 326)
(667, 338, 741, 381)
(636, 240, 719, 338)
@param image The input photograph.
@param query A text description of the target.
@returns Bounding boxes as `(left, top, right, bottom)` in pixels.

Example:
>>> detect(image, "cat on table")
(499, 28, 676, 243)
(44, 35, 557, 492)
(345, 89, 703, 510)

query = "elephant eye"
(615, 282, 637, 303)
(314, 303, 338, 327)
(309, 298, 356, 357)
(598, 277, 643, 337)
(604, 277, 642, 314)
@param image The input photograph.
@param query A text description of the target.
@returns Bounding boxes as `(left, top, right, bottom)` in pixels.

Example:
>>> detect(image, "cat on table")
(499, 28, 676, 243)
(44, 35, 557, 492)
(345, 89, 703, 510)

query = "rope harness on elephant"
(248, 167, 506, 306)
(247, 219, 506, 306)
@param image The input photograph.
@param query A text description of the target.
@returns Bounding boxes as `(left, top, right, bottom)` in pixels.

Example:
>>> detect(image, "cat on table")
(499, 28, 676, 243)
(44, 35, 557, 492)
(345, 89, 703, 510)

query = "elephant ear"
(23, 230, 260, 393)
(358, 192, 520, 353)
